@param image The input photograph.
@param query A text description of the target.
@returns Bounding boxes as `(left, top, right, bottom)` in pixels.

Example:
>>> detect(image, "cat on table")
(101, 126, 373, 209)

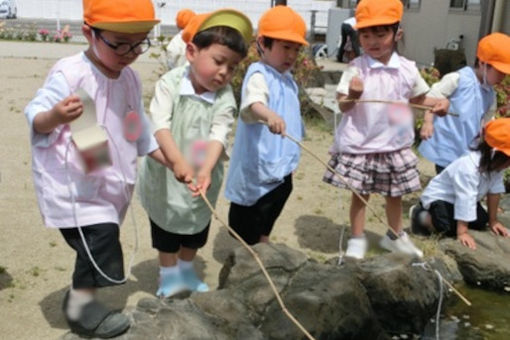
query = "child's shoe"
(409, 204, 431, 236)
(181, 267, 209, 292)
(380, 231, 423, 258)
(400, 232, 424, 258)
(157, 272, 186, 298)
(345, 236, 367, 260)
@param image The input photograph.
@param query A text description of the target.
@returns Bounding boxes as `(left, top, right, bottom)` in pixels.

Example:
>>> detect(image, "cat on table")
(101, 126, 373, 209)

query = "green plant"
(495, 75, 510, 117)
(420, 66, 440, 86)
(15, 30, 24, 40)
(25, 30, 37, 41)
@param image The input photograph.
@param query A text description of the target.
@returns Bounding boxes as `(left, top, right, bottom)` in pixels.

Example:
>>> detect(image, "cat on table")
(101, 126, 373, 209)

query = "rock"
(440, 230, 510, 290)
(61, 244, 454, 340)
(260, 262, 383, 339)
(357, 254, 453, 334)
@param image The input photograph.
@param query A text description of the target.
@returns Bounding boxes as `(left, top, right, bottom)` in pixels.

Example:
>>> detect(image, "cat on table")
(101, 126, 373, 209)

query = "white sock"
(177, 259, 193, 271)
(66, 287, 93, 321)
(159, 265, 179, 277)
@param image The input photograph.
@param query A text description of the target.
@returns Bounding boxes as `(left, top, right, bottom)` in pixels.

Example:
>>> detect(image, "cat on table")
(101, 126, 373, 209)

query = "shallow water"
(423, 284, 510, 340)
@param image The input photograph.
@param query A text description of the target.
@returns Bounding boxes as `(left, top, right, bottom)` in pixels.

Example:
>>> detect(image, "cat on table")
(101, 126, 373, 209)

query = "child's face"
(186, 43, 243, 93)
(259, 38, 302, 73)
(485, 64, 507, 86)
(358, 27, 398, 64)
(83, 25, 149, 75)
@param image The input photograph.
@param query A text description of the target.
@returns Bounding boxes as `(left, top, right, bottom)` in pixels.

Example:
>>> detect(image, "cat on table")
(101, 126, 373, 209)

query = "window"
(450, 0, 481, 11)
(402, 0, 421, 10)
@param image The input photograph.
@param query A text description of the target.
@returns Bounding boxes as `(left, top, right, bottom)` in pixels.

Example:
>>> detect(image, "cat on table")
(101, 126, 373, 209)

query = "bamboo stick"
(279, 128, 472, 307)
(338, 99, 459, 117)
(198, 190, 317, 340)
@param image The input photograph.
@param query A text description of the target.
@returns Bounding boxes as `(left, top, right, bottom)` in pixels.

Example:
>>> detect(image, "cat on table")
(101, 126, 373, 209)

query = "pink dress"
(25, 53, 158, 228)
(323, 53, 428, 196)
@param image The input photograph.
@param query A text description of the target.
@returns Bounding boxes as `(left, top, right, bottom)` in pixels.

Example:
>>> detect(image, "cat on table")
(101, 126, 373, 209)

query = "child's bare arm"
(250, 102, 286, 135)
(420, 110, 435, 140)
(148, 148, 168, 167)
(191, 141, 223, 196)
(33, 95, 83, 134)
(337, 76, 364, 112)
(487, 193, 509, 236)
(456, 220, 476, 249)
(410, 95, 449, 117)
(155, 129, 193, 184)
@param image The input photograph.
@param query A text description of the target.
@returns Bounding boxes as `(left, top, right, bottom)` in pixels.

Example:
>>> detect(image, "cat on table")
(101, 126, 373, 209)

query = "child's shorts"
(60, 223, 124, 289)
(228, 174, 293, 245)
(150, 219, 210, 253)
(425, 200, 488, 237)
(323, 148, 420, 197)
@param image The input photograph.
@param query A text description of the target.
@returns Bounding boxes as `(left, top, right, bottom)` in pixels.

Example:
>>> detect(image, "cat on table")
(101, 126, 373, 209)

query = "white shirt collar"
(179, 68, 216, 104)
(367, 52, 400, 69)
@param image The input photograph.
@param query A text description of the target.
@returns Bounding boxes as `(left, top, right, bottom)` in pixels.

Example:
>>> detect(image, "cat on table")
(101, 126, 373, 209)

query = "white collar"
(367, 52, 400, 69)
(179, 68, 216, 104)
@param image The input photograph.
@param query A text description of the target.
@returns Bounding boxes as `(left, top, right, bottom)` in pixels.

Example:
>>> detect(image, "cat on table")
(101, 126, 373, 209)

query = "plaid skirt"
(322, 148, 421, 197)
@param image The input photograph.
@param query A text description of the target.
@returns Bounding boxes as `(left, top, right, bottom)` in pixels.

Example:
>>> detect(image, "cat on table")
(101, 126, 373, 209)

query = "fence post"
(309, 10, 317, 43)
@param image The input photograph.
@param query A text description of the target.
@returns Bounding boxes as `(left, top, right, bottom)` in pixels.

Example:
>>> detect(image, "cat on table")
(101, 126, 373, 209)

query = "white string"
(412, 262, 444, 340)
(64, 129, 138, 284)
(434, 269, 444, 340)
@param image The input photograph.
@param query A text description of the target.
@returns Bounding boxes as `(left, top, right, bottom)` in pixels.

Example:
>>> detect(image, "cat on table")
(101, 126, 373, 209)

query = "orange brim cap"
(485, 118, 510, 156)
(84, 0, 160, 33)
(355, 0, 403, 29)
(182, 9, 253, 44)
(477, 33, 510, 75)
(491, 61, 510, 75)
(355, 17, 400, 29)
(91, 21, 160, 34)
(259, 30, 309, 46)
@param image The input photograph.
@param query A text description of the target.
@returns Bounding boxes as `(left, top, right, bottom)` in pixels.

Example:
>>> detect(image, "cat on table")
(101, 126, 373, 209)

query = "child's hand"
(489, 221, 509, 237)
(420, 121, 434, 140)
(429, 98, 449, 117)
(191, 169, 212, 197)
(458, 232, 477, 249)
(348, 77, 364, 99)
(267, 114, 286, 135)
(52, 95, 83, 124)
(173, 159, 194, 184)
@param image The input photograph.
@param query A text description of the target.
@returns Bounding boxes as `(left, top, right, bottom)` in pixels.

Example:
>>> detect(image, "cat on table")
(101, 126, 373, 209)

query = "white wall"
(15, 0, 335, 32)
(400, 0, 482, 66)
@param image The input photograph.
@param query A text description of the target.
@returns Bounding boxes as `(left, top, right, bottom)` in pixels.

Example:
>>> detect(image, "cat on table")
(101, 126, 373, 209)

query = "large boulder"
(440, 230, 510, 291)
(62, 243, 455, 339)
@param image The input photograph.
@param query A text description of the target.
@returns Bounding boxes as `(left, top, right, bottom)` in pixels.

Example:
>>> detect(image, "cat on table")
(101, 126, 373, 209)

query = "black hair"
(475, 139, 510, 174)
(255, 36, 275, 56)
(192, 26, 248, 58)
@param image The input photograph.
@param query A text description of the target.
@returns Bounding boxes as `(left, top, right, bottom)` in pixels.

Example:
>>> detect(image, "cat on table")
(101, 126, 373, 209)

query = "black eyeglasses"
(94, 30, 151, 56)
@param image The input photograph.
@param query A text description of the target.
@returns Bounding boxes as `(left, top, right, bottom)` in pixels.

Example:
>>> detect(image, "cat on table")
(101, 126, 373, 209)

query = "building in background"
(334, 0, 509, 67)
(7, 0, 509, 68)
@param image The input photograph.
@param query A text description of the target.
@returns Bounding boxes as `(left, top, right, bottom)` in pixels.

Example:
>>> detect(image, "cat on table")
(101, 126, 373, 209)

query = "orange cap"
(485, 118, 510, 156)
(176, 9, 196, 29)
(182, 9, 253, 45)
(477, 33, 510, 74)
(355, 0, 403, 29)
(258, 5, 308, 46)
(83, 0, 160, 34)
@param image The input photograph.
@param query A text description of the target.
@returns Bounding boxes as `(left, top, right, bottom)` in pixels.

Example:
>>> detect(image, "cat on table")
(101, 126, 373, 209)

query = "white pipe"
(491, 0, 504, 32)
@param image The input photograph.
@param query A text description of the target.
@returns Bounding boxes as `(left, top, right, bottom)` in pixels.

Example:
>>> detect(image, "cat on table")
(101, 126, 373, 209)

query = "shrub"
(62, 31, 72, 43)
(494, 75, 510, 117)
(38, 28, 50, 41)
